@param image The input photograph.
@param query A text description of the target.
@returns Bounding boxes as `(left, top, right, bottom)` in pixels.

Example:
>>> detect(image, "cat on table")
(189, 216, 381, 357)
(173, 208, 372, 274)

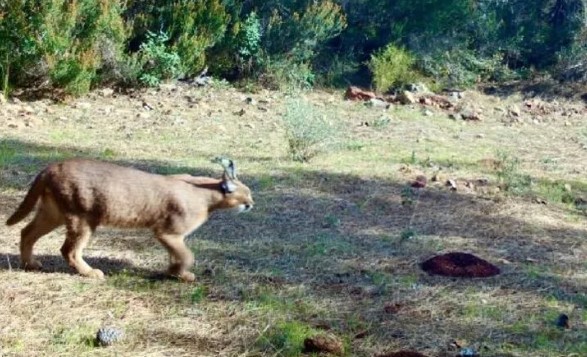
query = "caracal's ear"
(213, 156, 238, 193)
(212, 156, 237, 180)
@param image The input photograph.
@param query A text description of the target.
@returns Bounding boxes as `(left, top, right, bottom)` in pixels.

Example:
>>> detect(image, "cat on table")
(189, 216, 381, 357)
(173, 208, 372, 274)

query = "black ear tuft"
(221, 180, 236, 193)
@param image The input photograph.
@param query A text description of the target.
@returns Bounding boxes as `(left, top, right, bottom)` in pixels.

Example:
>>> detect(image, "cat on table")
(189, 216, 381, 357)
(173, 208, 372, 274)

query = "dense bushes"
(1, 0, 586, 96)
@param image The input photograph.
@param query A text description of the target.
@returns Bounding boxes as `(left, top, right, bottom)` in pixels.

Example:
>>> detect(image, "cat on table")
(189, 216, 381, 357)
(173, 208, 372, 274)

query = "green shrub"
(137, 31, 181, 87)
(260, 58, 315, 92)
(235, 12, 262, 75)
(125, 0, 228, 77)
(368, 44, 418, 92)
(0, 1, 49, 94)
(281, 98, 342, 162)
(418, 48, 518, 88)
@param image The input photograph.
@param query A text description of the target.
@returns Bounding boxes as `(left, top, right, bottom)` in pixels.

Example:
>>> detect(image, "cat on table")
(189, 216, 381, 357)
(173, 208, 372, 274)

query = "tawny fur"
(5, 158, 254, 282)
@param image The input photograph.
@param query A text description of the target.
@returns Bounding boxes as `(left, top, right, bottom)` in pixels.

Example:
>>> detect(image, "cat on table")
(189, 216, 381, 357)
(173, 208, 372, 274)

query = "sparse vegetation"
(281, 98, 343, 162)
(495, 150, 533, 196)
(257, 321, 316, 356)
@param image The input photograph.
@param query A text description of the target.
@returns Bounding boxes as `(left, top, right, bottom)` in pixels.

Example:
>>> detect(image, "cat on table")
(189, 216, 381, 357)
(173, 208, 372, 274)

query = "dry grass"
(0, 84, 586, 356)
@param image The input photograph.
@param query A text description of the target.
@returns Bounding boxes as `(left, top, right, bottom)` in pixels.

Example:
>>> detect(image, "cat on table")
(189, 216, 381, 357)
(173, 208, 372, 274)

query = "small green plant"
(368, 44, 418, 93)
(400, 228, 416, 241)
(259, 321, 316, 356)
(535, 181, 575, 205)
(495, 151, 532, 195)
(138, 31, 181, 87)
(371, 116, 391, 128)
(190, 285, 208, 303)
(281, 98, 342, 162)
(400, 185, 421, 241)
(323, 214, 341, 228)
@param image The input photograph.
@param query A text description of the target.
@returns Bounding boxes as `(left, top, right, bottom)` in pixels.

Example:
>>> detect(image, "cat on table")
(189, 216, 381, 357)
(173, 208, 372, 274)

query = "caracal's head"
(214, 157, 254, 213)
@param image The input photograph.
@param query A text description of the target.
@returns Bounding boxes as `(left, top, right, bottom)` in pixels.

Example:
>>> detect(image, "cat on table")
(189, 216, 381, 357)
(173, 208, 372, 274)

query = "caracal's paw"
(85, 268, 105, 280)
(178, 271, 196, 283)
(22, 259, 43, 271)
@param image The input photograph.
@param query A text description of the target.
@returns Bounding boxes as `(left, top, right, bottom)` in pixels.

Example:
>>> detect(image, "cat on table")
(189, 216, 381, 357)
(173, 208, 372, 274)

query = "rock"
(96, 327, 124, 346)
(398, 90, 417, 105)
(345, 86, 376, 101)
(446, 179, 458, 191)
(159, 83, 179, 92)
(142, 101, 154, 111)
(244, 97, 257, 105)
(303, 334, 344, 356)
(448, 113, 458, 120)
(384, 302, 402, 314)
(458, 347, 480, 357)
(460, 107, 482, 121)
(136, 112, 151, 119)
(411, 175, 428, 188)
(508, 104, 521, 117)
(75, 102, 92, 110)
(408, 82, 431, 94)
(98, 88, 115, 97)
(423, 109, 433, 117)
(365, 98, 390, 109)
(449, 91, 465, 99)
(419, 97, 433, 106)
(24, 116, 43, 128)
(20, 105, 35, 115)
(8, 121, 25, 129)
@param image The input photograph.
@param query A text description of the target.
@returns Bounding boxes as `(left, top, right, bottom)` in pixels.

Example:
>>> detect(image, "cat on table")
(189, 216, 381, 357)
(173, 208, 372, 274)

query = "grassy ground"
(0, 83, 586, 356)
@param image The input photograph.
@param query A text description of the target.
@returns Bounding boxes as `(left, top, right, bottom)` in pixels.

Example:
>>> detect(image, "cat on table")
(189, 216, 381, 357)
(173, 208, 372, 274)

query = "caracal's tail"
(6, 172, 46, 226)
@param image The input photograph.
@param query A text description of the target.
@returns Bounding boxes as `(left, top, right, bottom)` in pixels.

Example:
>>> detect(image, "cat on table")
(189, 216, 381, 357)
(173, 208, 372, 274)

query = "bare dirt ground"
(0, 82, 586, 356)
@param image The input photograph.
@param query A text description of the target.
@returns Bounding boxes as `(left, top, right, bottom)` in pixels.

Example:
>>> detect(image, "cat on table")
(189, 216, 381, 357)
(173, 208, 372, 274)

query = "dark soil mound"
(420, 252, 500, 278)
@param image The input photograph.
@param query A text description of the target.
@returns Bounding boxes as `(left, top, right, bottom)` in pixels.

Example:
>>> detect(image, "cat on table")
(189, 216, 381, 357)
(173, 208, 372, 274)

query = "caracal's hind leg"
(60, 217, 104, 279)
(20, 199, 64, 271)
(155, 233, 195, 282)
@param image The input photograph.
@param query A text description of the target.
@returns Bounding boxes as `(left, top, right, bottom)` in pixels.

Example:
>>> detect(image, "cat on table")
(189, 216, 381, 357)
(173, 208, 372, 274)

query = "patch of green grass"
(370, 115, 391, 128)
(303, 233, 352, 257)
(462, 302, 505, 320)
(495, 150, 533, 196)
(322, 214, 341, 228)
(395, 274, 419, 288)
(50, 324, 97, 351)
(108, 270, 165, 293)
(534, 180, 575, 205)
(258, 321, 317, 357)
(399, 228, 416, 241)
(345, 140, 366, 151)
(241, 285, 322, 323)
(256, 174, 275, 190)
(101, 147, 117, 159)
(0, 140, 18, 166)
(190, 285, 208, 304)
(0, 336, 26, 353)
